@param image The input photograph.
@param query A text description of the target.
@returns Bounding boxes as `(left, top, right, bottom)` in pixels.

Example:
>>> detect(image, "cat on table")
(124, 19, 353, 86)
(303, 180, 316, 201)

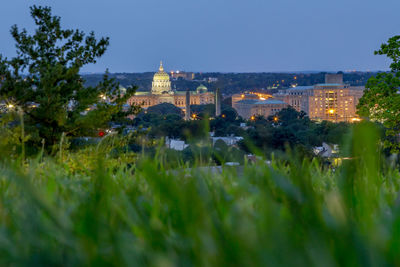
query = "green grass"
(0, 122, 399, 266)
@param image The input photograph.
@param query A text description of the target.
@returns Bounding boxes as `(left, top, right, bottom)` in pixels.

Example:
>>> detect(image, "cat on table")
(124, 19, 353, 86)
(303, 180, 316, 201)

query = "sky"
(0, 0, 399, 73)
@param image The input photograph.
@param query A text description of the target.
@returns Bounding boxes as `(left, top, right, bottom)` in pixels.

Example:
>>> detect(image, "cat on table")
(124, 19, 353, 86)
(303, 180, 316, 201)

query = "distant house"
(170, 71, 195, 81)
(166, 138, 188, 151)
(313, 143, 339, 158)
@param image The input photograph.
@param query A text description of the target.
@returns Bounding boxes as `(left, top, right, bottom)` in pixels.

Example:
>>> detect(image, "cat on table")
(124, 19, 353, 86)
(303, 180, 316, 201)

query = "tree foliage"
(357, 35, 400, 152)
(145, 103, 183, 116)
(0, 6, 138, 153)
(241, 108, 351, 156)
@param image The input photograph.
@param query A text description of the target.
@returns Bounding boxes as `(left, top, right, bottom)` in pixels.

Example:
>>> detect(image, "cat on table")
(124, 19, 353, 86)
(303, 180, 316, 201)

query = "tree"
(357, 35, 400, 152)
(268, 107, 309, 126)
(190, 104, 215, 117)
(146, 103, 183, 117)
(220, 106, 238, 122)
(0, 6, 138, 153)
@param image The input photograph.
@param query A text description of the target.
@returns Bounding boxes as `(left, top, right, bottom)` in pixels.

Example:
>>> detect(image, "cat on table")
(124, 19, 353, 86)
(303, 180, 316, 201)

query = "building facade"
(170, 71, 195, 80)
(274, 86, 314, 113)
(232, 93, 260, 107)
(233, 99, 288, 119)
(232, 92, 273, 107)
(325, 73, 344, 84)
(128, 62, 214, 112)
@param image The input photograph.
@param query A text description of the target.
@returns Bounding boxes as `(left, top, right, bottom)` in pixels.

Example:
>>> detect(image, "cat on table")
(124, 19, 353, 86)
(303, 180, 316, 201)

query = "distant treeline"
(83, 71, 377, 95)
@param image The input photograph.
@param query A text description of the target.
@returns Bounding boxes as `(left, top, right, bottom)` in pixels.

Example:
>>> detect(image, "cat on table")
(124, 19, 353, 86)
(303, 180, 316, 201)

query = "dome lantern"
(196, 84, 208, 93)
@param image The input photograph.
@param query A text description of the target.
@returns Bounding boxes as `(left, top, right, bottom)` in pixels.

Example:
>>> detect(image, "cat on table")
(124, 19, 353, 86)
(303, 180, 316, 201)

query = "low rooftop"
(236, 99, 286, 105)
(286, 86, 314, 90)
(315, 83, 346, 87)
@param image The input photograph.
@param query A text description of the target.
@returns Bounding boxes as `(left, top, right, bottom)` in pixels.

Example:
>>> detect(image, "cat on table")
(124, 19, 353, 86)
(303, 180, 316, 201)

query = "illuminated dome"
(196, 84, 208, 93)
(152, 61, 172, 94)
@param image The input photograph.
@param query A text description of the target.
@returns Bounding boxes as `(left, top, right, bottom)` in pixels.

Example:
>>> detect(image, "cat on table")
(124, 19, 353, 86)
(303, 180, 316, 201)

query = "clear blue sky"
(0, 0, 399, 73)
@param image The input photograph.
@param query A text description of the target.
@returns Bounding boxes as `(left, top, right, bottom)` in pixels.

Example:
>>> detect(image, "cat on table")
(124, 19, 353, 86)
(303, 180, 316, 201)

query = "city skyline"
(0, 0, 399, 73)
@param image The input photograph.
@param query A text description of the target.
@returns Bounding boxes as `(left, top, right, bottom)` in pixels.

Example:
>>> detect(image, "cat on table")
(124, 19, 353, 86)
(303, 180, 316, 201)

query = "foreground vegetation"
(0, 123, 399, 266)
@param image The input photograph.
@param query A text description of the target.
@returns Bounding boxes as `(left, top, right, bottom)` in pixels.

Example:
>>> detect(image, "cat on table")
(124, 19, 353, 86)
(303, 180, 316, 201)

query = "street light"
(328, 109, 337, 122)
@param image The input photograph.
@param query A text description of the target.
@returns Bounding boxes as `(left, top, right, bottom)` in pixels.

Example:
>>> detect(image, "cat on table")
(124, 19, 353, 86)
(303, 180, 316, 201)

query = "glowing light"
(259, 97, 266, 100)
(7, 104, 14, 109)
(192, 114, 197, 119)
(250, 115, 255, 121)
(222, 114, 226, 118)
(273, 116, 278, 122)
(241, 94, 245, 98)
(329, 109, 335, 114)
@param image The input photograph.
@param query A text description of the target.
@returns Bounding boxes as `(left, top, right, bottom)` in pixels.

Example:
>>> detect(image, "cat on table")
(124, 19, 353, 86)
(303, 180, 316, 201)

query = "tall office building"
(309, 84, 358, 122)
(272, 74, 364, 122)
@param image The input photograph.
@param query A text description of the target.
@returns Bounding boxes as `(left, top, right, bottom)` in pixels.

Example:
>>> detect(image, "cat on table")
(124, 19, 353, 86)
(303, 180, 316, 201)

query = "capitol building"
(128, 62, 215, 113)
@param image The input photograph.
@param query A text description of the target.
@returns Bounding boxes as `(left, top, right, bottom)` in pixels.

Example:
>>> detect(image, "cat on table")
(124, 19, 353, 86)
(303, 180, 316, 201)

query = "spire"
(215, 88, 221, 117)
(185, 90, 191, 121)
(159, 61, 164, 72)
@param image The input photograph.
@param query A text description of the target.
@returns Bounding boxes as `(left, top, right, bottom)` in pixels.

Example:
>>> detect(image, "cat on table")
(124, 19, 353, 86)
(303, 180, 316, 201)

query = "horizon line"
(80, 70, 386, 75)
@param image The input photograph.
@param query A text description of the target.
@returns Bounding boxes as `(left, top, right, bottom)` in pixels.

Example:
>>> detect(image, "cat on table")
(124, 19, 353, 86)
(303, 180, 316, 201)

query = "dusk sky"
(0, 0, 399, 73)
